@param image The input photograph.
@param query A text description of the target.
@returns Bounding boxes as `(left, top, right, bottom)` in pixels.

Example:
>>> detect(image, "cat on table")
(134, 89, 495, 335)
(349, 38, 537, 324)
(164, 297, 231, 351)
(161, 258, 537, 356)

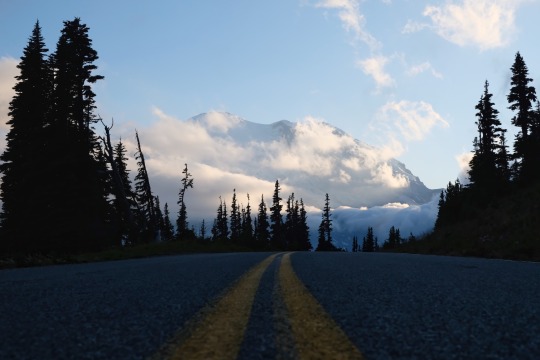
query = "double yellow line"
(152, 252, 364, 359)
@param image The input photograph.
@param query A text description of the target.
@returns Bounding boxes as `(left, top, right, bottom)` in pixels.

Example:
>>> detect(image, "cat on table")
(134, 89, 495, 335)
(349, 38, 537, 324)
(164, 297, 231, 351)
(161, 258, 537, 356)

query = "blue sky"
(1, 0, 540, 189)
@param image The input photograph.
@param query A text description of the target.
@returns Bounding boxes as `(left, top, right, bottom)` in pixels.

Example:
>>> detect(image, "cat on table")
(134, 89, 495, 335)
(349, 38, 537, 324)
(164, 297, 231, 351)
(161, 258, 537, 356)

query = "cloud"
(401, 19, 430, 34)
(378, 100, 449, 141)
(115, 109, 432, 226)
(357, 55, 395, 90)
(406, 62, 443, 79)
(0, 57, 19, 152)
(308, 196, 439, 250)
(315, 0, 380, 51)
(456, 151, 473, 183)
(423, 0, 526, 50)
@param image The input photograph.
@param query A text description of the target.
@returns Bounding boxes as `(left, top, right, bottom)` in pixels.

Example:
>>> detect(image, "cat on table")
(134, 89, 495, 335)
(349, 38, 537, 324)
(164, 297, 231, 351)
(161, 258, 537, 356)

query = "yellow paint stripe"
(279, 252, 365, 360)
(155, 253, 279, 360)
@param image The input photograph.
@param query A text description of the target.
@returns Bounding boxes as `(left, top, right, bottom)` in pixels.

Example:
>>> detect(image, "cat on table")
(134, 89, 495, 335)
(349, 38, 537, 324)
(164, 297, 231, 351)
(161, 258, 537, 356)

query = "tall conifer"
(0, 21, 51, 253)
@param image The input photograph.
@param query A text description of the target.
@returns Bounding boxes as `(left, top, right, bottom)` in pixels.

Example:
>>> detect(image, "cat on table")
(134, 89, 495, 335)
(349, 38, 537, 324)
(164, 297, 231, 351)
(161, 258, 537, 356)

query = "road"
(0, 252, 539, 359)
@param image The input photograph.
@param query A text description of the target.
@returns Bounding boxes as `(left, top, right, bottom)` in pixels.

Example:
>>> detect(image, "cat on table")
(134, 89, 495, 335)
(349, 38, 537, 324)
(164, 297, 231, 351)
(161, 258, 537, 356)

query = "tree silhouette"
(255, 195, 270, 249)
(316, 193, 337, 251)
(507, 52, 538, 182)
(176, 163, 194, 240)
(469, 81, 508, 193)
(0, 21, 51, 253)
(270, 180, 285, 250)
(134, 130, 157, 242)
(362, 227, 375, 252)
(42, 17, 111, 252)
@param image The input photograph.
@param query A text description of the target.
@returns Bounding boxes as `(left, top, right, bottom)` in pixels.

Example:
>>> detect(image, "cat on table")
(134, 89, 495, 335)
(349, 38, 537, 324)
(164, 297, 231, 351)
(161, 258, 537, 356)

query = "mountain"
(188, 112, 438, 209)
(131, 110, 440, 250)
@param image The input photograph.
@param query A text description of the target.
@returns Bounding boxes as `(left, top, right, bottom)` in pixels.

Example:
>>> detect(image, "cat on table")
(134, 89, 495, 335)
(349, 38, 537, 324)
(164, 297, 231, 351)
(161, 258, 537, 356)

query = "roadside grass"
(0, 240, 260, 269)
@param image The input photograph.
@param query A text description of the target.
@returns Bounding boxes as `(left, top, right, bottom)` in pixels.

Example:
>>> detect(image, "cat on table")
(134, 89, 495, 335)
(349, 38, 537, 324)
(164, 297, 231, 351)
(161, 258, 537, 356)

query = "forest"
(1, 19, 540, 261)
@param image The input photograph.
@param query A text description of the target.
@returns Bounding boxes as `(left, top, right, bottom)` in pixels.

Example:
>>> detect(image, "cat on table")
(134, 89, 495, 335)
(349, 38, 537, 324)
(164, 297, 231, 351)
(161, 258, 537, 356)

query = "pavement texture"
(1, 251, 539, 359)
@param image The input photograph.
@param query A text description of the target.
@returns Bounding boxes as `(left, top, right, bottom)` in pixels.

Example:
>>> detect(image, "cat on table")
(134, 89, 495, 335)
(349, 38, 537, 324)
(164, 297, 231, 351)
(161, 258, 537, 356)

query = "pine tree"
(176, 163, 194, 240)
(0, 21, 51, 253)
(362, 227, 375, 252)
(298, 199, 312, 251)
(212, 197, 229, 242)
(316, 193, 336, 251)
(351, 236, 359, 252)
(229, 189, 241, 243)
(110, 138, 137, 241)
(507, 52, 538, 182)
(270, 180, 285, 250)
(240, 193, 254, 245)
(469, 81, 508, 191)
(41, 17, 111, 252)
(255, 195, 270, 249)
(134, 130, 157, 242)
(162, 203, 175, 241)
(200, 219, 207, 240)
(154, 196, 164, 242)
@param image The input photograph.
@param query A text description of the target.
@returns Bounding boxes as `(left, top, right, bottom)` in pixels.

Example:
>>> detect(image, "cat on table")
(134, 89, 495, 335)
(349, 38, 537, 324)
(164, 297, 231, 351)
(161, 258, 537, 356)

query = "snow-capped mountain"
(124, 110, 440, 249)
(188, 112, 437, 209)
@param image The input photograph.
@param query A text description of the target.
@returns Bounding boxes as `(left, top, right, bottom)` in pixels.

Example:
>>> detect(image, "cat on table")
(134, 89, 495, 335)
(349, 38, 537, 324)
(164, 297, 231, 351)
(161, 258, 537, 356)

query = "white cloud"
(0, 57, 19, 152)
(456, 151, 473, 183)
(313, 196, 439, 250)
(406, 62, 443, 79)
(369, 162, 409, 188)
(315, 0, 381, 51)
(0, 57, 19, 132)
(401, 19, 430, 34)
(378, 100, 449, 141)
(423, 0, 526, 50)
(357, 55, 395, 90)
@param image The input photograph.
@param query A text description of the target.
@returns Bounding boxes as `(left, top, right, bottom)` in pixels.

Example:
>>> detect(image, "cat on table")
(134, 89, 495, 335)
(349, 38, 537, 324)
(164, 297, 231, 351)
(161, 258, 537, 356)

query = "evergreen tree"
(269, 180, 285, 250)
(162, 203, 175, 241)
(229, 189, 241, 243)
(0, 21, 51, 253)
(212, 197, 229, 242)
(284, 193, 299, 250)
(316, 193, 336, 251)
(154, 196, 164, 242)
(351, 236, 359, 252)
(111, 138, 136, 241)
(298, 199, 312, 251)
(41, 17, 111, 252)
(200, 219, 207, 241)
(176, 163, 194, 240)
(507, 52, 538, 182)
(255, 195, 270, 249)
(362, 227, 375, 252)
(469, 81, 508, 191)
(134, 130, 157, 242)
(240, 194, 254, 245)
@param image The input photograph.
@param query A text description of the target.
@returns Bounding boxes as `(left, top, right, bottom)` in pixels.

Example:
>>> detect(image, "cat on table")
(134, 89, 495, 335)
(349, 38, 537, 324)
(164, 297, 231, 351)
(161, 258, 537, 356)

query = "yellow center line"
(153, 253, 279, 360)
(279, 252, 365, 360)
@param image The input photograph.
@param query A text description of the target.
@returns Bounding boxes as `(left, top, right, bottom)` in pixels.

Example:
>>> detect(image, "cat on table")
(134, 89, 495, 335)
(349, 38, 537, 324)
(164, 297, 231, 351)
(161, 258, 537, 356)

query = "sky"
(1, 0, 540, 190)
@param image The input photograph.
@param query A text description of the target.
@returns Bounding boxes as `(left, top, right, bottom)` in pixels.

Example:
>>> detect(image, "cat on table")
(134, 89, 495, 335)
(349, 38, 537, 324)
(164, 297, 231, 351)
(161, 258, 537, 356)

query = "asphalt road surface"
(0, 252, 539, 359)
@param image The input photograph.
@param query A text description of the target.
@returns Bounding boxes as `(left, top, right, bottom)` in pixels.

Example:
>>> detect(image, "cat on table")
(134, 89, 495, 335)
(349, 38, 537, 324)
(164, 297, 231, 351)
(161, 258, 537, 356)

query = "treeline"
(0, 19, 338, 256)
(350, 225, 416, 252)
(436, 52, 540, 228)
(419, 52, 540, 259)
(208, 181, 313, 251)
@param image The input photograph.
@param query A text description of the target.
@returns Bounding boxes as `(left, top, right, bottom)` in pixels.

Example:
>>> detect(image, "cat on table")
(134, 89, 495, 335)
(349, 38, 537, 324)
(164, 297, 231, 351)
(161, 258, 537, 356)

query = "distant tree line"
(209, 180, 313, 251)
(436, 52, 540, 229)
